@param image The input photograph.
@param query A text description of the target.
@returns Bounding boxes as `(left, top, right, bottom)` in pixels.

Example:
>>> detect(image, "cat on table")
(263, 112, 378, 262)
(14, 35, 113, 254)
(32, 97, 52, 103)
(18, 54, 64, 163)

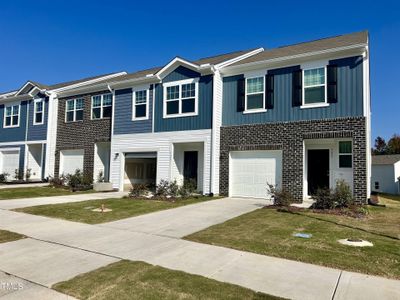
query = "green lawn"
(186, 195, 400, 279)
(0, 229, 25, 244)
(15, 197, 218, 224)
(53, 260, 281, 300)
(0, 186, 94, 200)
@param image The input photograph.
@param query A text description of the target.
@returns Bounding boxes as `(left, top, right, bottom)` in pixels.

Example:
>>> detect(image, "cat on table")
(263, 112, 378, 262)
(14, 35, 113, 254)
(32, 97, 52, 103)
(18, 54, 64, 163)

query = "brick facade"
(219, 117, 367, 203)
(54, 90, 112, 179)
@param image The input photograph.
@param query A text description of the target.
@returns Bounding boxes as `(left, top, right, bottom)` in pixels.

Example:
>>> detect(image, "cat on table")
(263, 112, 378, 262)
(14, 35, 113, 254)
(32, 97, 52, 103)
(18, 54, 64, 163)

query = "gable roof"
(229, 31, 368, 67)
(372, 155, 400, 165)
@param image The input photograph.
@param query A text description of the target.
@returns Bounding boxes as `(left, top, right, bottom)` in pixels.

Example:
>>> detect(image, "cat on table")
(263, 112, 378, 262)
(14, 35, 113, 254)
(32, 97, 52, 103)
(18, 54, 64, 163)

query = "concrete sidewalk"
(0, 191, 126, 210)
(101, 197, 267, 237)
(0, 209, 399, 300)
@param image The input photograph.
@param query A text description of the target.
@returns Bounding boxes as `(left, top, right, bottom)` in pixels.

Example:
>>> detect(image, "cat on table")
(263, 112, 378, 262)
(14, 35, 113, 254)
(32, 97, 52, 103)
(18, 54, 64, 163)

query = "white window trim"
(301, 65, 328, 109)
(91, 93, 112, 120)
(3, 103, 20, 128)
(244, 75, 267, 113)
(65, 98, 84, 123)
(163, 78, 199, 119)
(33, 99, 45, 125)
(338, 140, 353, 169)
(132, 86, 150, 121)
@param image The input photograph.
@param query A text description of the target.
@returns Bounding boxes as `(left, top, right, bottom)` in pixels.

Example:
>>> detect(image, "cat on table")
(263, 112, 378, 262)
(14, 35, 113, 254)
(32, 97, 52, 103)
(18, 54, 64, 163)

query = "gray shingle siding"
(222, 56, 364, 126)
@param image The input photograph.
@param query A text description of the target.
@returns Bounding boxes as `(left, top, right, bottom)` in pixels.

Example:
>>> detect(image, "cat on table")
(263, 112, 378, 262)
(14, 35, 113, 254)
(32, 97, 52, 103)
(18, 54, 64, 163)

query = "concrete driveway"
(101, 197, 268, 237)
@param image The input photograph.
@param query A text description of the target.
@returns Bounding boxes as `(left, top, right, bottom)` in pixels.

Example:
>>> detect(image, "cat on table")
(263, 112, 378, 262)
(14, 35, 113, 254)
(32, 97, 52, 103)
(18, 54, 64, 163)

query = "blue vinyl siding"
(0, 101, 28, 142)
(222, 56, 364, 126)
(113, 87, 153, 135)
(154, 67, 213, 132)
(0, 144, 25, 175)
(27, 97, 49, 141)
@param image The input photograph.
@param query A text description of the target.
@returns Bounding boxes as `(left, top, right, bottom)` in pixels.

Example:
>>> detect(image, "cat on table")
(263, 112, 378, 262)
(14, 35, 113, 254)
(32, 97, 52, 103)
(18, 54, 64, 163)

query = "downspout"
(106, 83, 113, 182)
(24, 99, 31, 179)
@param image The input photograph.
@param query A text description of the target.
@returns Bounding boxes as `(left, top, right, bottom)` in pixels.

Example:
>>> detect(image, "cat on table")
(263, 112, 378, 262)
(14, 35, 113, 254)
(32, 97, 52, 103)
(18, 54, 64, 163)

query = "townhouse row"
(0, 31, 371, 202)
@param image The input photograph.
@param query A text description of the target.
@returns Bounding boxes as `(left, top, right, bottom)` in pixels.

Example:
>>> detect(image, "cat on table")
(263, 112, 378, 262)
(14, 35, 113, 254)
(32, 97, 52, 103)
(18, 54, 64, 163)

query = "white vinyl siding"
(110, 129, 211, 193)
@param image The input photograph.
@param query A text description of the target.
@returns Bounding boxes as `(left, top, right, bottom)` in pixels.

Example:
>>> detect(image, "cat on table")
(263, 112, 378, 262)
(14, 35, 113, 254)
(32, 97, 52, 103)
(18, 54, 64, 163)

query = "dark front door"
(307, 149, 330, 195)
(184, 151, 198, 188)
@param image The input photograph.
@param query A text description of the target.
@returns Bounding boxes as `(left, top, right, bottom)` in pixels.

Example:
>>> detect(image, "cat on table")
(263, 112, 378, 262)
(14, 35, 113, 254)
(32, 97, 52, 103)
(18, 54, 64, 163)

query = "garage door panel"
(230, 150, 282, 199)
(1, 150, 20, 176)
(60, 150, 84, 175)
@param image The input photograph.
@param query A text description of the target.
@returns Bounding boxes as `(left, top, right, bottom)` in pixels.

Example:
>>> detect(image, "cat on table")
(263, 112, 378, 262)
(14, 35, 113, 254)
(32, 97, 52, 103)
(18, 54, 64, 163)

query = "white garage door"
(60, 149, 84, 175)
(230, 150, 282, 199)
(1, 150, 20, 176)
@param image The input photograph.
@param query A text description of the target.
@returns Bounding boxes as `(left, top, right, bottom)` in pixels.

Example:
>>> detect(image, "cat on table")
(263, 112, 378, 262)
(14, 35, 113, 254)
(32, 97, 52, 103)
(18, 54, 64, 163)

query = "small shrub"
(129, 183, 148, 198)
(49, 174, 67, 187)
(0, 172, 9, 183)
(312, 180, 354, 209)
(65, 169, 93, 191)
(156, 179, 179, 198)
(333, 179, 354, 207)
(25, 168, 32, 181)
(14, 168, 23, 181)
(97, 171, 105, 183)
(178, 179, 197, 198)
(267, 183, 295, 207)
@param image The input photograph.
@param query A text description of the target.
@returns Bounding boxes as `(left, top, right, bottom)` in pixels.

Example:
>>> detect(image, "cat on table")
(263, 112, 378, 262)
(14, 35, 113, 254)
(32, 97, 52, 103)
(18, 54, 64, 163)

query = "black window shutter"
(292, 69, 302, 107)
(327, 64, 338, 103)
(237, 77, 245, 112)
(265, 74, 274, 109)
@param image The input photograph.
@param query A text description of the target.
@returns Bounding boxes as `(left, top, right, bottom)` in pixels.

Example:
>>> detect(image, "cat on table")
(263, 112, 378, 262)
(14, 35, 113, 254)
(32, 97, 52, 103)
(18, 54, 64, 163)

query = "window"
(246, 77, 264, 111)
(91, 94, 112, 119)
(303, 67, 326, 105)
(164, 79, 198, 117)
(339, 141, 352, 168)
(34, 100, 44, 125)
(374, 181, 380, 190)
(133, 89, 148, 120)
(4, 104, 20, 128)
(66, 98, 84, 122)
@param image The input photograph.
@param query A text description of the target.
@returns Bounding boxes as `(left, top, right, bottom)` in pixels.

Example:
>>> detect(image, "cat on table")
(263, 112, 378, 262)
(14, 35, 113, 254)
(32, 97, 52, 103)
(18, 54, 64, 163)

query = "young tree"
(373, 136, 387, 155)
(387, 134, 400, 154)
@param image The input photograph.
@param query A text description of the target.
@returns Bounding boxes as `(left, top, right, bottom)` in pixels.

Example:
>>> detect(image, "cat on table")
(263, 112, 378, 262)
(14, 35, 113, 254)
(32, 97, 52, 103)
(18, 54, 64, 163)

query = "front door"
(307, 149, 330, 195)
(183, 151, 198, 188)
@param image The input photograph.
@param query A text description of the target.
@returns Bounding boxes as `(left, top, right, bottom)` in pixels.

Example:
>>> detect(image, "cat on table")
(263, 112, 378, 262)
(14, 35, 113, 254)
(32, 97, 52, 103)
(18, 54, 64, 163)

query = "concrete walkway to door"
(101, 197, 268, 238)
(0, 199, 399, 300)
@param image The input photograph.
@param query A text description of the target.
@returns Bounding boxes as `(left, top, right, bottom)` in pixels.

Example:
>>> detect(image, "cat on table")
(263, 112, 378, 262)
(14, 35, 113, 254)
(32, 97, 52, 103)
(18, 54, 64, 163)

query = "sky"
(0, 0, 399, 141)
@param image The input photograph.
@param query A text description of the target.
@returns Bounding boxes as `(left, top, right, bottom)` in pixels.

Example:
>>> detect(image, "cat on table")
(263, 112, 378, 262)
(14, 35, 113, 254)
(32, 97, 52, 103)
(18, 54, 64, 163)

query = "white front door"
(230, 150, 282, 199)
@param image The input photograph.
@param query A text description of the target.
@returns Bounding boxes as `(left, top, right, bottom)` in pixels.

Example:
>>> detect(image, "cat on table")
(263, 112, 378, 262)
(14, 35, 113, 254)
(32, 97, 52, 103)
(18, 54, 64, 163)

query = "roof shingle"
(372, 155, 400, 165)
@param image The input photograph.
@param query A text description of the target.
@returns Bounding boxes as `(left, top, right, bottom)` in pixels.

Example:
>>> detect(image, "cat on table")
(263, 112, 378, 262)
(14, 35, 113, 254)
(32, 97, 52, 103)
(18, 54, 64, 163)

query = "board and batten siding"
(154, 66, 213, 132)
(27, 97, 49, 141)
(0, 101, 28, 143)
(222, 56, 364, 126)
(113, 88, 153, 135)
(110, 129, 212, 193)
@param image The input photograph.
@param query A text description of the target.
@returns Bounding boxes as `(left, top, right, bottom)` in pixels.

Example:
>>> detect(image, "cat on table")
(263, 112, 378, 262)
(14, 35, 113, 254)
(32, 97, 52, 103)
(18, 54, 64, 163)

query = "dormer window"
(4, 104, 20, 128)
(163, 79, 198, 118)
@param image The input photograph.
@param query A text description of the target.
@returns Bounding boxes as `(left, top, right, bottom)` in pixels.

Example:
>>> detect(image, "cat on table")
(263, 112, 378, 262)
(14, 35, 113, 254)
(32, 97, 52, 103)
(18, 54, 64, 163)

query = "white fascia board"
(0, 94, 33, 103)
(48, 72, 127, 93)
(0, 91, 17, 98)
(108, 75, 161, 90)
(156, 57, 201, 79)
(220, 44, 368, 76)
(215, 48, 264, 69)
